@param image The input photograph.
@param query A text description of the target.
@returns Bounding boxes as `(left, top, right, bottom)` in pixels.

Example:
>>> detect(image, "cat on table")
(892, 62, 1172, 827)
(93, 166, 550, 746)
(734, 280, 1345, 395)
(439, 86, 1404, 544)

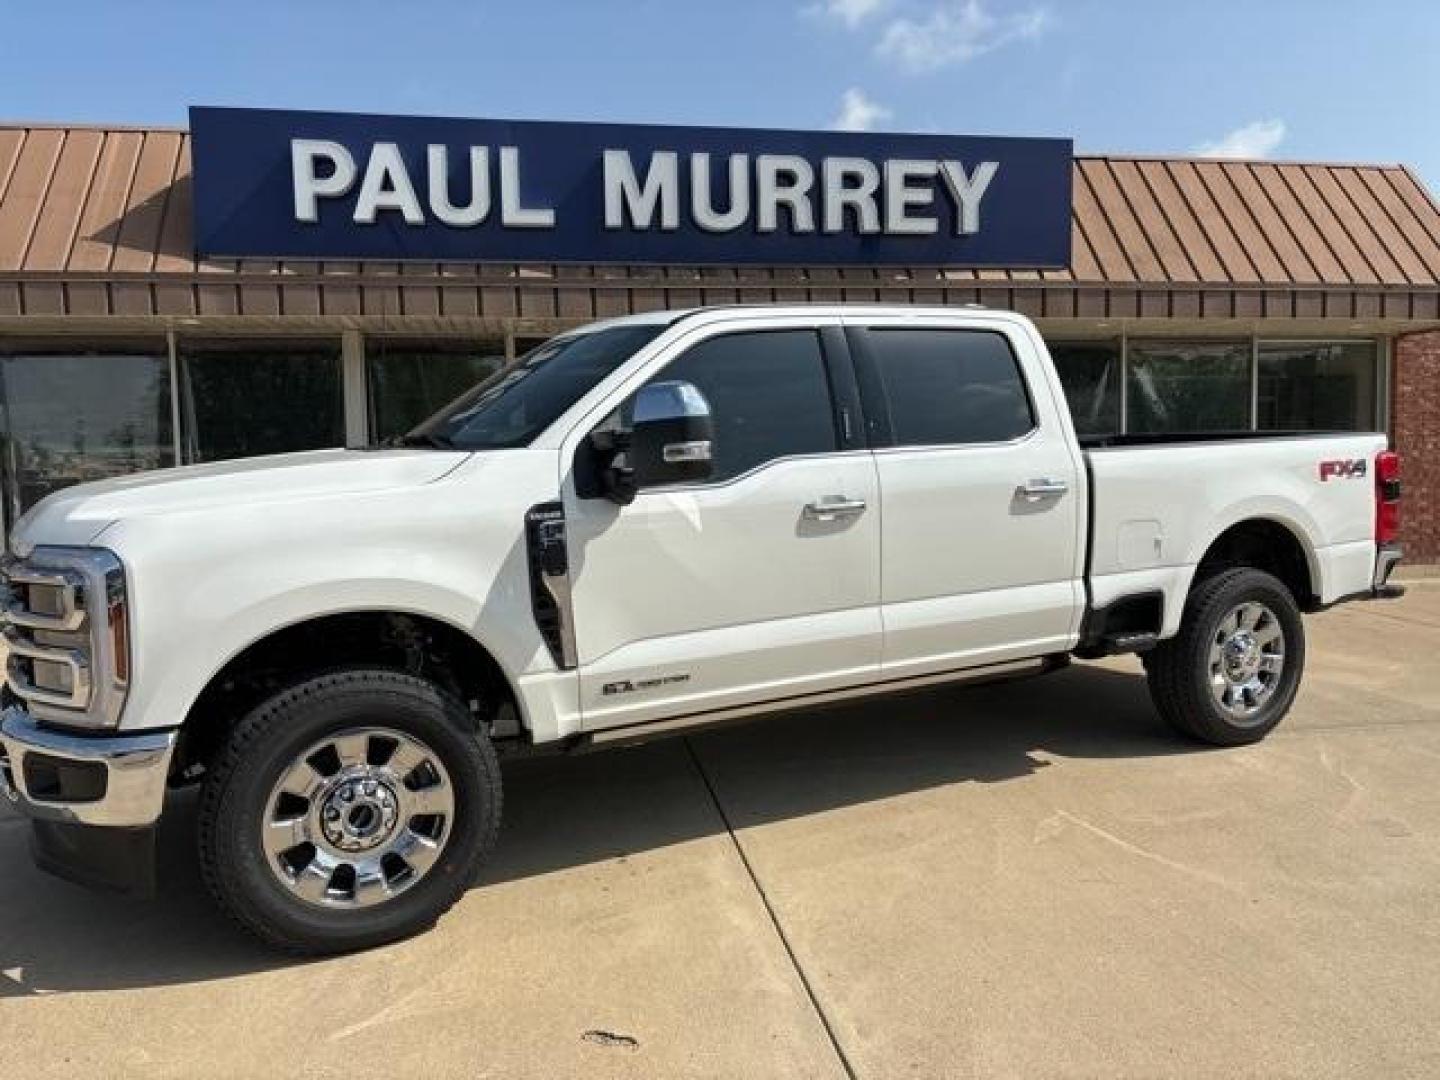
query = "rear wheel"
(1146, 568, 1305, 746)
(198, 669, 501, 954)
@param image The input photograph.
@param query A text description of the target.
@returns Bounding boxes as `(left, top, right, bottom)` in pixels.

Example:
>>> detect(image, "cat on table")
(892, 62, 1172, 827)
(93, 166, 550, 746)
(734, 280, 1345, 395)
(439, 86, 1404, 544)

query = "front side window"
(864, 329, 1034, 446)
(414, 325, 664, 450)
(644, 329, 837, 483)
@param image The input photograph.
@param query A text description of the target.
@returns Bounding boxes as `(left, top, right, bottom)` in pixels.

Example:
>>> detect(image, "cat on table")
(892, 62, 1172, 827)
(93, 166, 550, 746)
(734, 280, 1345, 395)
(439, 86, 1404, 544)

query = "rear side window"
(864, 329, 1035, 446)
(646, 329, 837, 482)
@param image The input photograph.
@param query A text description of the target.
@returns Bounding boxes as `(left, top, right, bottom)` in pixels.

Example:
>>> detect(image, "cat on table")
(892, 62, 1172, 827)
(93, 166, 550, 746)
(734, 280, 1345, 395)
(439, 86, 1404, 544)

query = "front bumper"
(0, 706, 176, 894)
(0, 705, 176, 827)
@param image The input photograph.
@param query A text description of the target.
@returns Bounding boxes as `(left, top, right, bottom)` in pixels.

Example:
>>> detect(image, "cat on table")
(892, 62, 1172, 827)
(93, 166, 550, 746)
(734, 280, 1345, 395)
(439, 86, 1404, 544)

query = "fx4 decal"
(1319, 459, 1367, 481)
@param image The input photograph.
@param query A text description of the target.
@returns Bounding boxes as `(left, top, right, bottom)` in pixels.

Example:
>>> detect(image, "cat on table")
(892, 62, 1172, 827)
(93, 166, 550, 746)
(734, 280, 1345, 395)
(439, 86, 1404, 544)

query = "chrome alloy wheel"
(1208, 601, 1286, 723)
(261, 728, 455, 908)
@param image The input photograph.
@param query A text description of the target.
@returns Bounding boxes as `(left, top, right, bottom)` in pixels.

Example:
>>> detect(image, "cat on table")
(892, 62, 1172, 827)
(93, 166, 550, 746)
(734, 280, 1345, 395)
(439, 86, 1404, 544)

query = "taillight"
(1376, 450, 1401, 544)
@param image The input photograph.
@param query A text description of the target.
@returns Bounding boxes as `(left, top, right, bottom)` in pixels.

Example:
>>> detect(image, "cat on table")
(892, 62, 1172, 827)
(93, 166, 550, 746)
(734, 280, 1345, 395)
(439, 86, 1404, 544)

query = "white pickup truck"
(0, 305, 1404, 952)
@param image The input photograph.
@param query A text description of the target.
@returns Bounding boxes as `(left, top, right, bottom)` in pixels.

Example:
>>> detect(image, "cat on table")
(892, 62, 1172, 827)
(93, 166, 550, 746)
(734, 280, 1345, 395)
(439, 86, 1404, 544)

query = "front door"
(563, 318, 882, 731)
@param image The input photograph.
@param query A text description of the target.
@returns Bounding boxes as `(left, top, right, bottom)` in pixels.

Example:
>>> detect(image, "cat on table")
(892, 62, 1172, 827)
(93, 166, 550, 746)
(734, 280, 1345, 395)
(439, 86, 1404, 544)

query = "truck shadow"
(0, 660, 1199, 994)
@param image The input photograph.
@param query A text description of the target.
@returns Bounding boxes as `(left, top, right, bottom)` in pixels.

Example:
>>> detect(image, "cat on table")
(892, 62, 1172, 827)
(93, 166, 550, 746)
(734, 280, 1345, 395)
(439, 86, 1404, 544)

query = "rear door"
(845, 315, 1086, 677)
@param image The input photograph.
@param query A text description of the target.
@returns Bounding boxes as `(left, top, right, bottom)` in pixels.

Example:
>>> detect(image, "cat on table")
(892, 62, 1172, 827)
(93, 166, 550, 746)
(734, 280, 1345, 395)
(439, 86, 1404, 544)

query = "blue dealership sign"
(190, 106, 1072, 267)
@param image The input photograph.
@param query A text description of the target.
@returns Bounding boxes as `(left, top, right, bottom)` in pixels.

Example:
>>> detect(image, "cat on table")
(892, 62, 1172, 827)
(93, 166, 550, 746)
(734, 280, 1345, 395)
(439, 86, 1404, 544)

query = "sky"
(3, 0, 1439, 189)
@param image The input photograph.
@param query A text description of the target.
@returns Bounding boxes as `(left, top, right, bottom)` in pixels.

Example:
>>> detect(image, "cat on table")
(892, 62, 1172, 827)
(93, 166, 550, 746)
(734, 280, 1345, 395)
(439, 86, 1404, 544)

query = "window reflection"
(180, 341, 344, 462)
(1048, 341, 1121, 436)
(1258, 342, 1377, 431)
(366, 339, 506, 443)
(0, 351, 173, 514)
(1126, 342, 1251, 433)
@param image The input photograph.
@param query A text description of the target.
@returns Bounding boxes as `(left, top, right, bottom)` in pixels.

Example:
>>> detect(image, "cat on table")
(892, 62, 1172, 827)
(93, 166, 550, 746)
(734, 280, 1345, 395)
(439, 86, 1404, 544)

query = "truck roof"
(573, 302, 1011, 336)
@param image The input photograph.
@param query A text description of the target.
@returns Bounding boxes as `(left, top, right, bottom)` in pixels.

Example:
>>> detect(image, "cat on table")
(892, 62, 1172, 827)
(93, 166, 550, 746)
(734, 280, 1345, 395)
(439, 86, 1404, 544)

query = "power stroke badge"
(601, 674, 693, 697)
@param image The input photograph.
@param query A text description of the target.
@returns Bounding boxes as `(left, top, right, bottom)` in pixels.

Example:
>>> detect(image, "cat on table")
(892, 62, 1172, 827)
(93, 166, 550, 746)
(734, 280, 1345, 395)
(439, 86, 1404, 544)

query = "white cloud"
(877, 0, 1050, 74)
(1193, 118, 1287, 159)
(806, 0, 890, 28)
(832, 87, 894, 131)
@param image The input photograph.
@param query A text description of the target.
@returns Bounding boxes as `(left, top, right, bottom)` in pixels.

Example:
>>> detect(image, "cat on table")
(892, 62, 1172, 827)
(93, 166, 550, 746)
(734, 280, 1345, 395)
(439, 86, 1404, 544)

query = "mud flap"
(30, 819, 157, 897)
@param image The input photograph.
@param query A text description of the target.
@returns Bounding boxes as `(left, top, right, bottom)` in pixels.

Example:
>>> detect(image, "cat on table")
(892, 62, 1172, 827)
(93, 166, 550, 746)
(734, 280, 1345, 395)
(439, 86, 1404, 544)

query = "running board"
(581, 655, 1064, 750)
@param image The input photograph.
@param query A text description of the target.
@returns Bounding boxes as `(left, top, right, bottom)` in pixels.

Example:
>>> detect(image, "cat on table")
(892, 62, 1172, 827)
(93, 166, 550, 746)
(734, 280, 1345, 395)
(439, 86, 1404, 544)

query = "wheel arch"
(176, 608, 525, 777)
(1189, 515, 1321, 610)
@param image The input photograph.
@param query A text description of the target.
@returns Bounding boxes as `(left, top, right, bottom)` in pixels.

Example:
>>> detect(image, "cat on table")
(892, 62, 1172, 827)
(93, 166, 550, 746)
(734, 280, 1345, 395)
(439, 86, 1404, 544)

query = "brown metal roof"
(2, 122, 1440, 324)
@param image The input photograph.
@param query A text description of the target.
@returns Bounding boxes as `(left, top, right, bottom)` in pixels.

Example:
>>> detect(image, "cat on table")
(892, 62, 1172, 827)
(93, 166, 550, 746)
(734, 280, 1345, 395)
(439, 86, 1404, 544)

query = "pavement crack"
(1048, 810, 1241, 893)
(683, 738, 859, 1080)
(582, 1029, 639, 1050)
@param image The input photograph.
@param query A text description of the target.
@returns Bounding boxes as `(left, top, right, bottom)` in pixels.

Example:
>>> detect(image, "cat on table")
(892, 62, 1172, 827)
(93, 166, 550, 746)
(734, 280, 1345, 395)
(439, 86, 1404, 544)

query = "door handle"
(1017, 478, 1069, 501)
(803, 496, 868, 521)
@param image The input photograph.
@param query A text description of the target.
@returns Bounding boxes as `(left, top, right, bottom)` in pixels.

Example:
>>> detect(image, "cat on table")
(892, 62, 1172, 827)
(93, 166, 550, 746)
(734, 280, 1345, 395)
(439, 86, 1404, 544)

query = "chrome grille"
(0, 549, 129, 728)
(3, 564, 86, 632)
(2, 560, 91, 710)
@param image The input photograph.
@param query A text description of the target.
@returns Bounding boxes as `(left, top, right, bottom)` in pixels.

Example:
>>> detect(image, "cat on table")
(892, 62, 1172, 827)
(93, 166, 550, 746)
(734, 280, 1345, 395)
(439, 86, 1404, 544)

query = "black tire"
(1146, 568, 1306, 746)
(198, 669, 501, 954)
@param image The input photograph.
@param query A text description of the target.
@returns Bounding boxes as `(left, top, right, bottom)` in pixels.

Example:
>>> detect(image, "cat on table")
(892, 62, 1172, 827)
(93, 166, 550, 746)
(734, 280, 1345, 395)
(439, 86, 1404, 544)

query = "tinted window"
(1257, 341, 1377, 432)
(1126, 341, 1249, 433)
(866, 329, 1034, 446)
(180, 342, 343, 462)
(647, 330, 837, 482)
(366, 339, 505, 442)
(1049, 341, 1121, 436)
(0, 350, 174, 513)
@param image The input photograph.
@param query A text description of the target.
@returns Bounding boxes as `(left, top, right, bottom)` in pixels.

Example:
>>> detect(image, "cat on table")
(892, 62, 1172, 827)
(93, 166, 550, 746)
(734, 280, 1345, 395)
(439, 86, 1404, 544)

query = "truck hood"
(9, 448, 470, 553)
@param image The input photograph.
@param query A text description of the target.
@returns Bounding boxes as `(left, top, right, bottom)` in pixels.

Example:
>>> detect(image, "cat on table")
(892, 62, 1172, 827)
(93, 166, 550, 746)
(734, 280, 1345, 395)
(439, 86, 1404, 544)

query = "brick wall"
(1393, 330, 1440, 564)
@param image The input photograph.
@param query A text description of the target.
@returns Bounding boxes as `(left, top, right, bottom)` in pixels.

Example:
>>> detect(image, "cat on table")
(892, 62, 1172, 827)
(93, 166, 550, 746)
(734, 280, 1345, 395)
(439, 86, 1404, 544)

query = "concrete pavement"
(3, 586, 1439, 1078)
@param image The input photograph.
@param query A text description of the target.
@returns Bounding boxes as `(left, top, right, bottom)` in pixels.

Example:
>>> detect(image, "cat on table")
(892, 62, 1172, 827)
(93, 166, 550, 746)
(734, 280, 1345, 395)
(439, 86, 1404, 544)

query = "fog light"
(31, 658, 73, 694)
(23, 753, 107, 803)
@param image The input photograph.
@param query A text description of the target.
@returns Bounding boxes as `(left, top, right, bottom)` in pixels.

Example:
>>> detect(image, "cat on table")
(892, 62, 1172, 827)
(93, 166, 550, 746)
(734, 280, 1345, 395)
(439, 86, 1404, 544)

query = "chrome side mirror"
(630, 380, 715, 489)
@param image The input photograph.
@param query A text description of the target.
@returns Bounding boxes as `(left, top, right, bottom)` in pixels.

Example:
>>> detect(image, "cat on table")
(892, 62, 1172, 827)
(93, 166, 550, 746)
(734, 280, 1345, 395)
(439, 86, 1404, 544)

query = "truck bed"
(1081, 430, 1387, 636)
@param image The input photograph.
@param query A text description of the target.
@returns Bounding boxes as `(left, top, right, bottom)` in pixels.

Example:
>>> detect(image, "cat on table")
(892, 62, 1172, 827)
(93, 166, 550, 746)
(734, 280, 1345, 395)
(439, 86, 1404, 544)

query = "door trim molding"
(582, 653, 1064, 748)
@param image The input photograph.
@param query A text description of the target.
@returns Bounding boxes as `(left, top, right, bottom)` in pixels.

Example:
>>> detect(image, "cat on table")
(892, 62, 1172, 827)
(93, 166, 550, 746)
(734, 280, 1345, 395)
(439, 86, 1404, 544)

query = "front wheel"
(198, 669, 502, 954)
(1146, 568, 1306, 746)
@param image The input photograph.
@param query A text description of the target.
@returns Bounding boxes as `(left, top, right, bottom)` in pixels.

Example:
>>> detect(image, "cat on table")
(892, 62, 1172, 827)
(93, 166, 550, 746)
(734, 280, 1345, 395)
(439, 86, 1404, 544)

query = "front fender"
(91, 453, 561, 734)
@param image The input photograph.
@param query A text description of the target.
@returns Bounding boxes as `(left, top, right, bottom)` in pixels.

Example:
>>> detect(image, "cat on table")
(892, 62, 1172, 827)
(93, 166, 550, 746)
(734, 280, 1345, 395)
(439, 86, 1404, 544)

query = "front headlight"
(1, 547, 130, 729)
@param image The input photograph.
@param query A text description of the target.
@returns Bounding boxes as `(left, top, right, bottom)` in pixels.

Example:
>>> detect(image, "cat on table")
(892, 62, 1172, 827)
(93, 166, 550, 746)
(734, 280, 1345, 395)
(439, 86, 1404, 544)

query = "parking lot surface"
(3, 585, 1439, 1079)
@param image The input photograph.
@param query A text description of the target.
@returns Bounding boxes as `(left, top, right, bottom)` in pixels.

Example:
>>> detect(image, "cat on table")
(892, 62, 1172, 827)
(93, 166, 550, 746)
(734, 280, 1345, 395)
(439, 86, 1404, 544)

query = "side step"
(581, 655, 1061, 751)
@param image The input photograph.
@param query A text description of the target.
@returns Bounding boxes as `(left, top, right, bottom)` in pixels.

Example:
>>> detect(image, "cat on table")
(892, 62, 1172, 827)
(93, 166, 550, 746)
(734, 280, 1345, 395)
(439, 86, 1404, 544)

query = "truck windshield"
(403, 324, 665, 450)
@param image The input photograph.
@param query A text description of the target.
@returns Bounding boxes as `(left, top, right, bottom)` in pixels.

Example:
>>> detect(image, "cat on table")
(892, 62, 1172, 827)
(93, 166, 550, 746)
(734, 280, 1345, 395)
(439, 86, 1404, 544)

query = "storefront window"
(1126, 341, 1251, 433)
(179, 341, 344, 463)
(366, 339, 505, 442)
(0, 349, 174, 515)
(1048, 341, 1121, 436)
(1257, 342, 1377, 431)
